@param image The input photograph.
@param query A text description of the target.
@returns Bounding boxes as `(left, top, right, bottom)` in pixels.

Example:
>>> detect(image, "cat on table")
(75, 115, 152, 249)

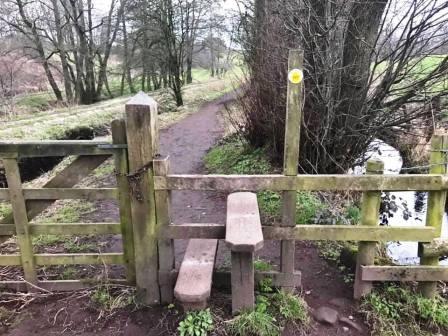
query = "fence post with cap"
(125, 92, 160, 305)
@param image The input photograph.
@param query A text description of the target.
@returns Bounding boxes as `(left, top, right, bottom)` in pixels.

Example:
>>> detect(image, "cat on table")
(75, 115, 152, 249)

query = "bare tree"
(237, 0, 448, 173)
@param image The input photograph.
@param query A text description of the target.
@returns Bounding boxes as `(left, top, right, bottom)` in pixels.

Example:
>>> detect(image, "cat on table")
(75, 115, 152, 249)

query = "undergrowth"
(361, 284, 448, 336)
(204, 136, 323, 224)
(227, 291, 310, 336)
(178, 309, 214, 336)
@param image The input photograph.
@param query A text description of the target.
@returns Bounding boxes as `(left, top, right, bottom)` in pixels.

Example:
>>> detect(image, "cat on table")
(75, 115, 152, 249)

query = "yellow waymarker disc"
(288, 69, 303, 84)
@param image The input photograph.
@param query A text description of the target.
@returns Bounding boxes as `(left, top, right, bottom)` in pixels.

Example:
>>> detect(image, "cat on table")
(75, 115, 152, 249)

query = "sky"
(93, 0, 239, 13)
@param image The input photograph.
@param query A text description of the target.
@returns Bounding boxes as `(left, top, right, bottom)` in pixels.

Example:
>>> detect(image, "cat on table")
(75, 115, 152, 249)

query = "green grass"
(0, 202, 12, 219)
(254, 258, 273, 272)
(204, 136, 323, 224)
(227, 292, 310, 336)
(361, 285, 448, 336)
(191, 68, 212, 83)
(16, 92, 55, 113)
(1, 71, 237, 141)
(32, 200, 94, 249)
(90, 286, 136, 312)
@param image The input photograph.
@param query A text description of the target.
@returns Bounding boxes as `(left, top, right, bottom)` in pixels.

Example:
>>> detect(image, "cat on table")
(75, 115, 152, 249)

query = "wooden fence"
(0, 50, 447, 303)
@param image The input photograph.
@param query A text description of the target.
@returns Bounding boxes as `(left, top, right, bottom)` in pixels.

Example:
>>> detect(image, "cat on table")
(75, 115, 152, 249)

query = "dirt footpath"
(1, 93, 369, 336)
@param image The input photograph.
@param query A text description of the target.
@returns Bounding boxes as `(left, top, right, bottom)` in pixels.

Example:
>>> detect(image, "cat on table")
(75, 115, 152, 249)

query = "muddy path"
(2, 93, 369, 336)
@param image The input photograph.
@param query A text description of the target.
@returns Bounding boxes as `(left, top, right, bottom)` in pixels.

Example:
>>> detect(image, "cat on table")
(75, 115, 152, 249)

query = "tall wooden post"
(125, 92, 160, 305)
(3, 158, 37, 291)
(111, 119, 136, 284)
(418, 134, 448, 298)
(354, 159, 384, 299)
(280, 49, 304, 291)
(154, 156, 175, 304)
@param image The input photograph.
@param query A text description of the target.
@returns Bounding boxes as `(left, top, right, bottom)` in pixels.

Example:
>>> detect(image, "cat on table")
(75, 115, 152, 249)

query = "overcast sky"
(93, 0, 238, 13)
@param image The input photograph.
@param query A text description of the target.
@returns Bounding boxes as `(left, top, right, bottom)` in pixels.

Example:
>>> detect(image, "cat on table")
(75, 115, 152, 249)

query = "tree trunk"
(51, 0, 73, 102)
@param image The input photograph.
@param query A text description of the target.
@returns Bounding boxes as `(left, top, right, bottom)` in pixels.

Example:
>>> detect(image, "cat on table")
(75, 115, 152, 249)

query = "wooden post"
(125, 92, 160, 305)
(418, 134, 448, 298)
(154, 156, 175, 304)
(231, 251, 254, 314)
(354, 159, 384, 299)
(111, 119, 136, 284)
(3, 158, 37, 290)
(280, 49, 304, 291)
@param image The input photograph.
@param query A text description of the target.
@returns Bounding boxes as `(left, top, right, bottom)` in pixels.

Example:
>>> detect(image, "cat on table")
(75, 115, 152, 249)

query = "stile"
(125, 92, 161, 305)
(3, 158, 37, 290)
(112, 119, 136, 284)
(418, 134, 448, 298)
(154, 156, 175, 304)
(280, 49, 304, 291)
(354, 160, 384, 299)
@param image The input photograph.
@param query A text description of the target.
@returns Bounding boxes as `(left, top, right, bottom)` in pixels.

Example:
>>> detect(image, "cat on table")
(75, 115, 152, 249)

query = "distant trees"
(0, 0, 126, 104)
(237, 0, 448, 173)
(0, 0, 230, 107)
(126, 0, 218, 106)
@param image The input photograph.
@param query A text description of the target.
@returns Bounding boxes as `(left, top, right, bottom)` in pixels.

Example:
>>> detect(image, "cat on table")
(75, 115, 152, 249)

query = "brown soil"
(1, 93, 370, 336)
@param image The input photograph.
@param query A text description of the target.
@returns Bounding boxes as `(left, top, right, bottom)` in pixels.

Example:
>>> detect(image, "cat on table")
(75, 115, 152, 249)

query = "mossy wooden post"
(154, 156, 175, 304)
(418, 134, 448, 298)
(354, 159, 384, 299)
(3, 158, 37, 290)
(280, 49, 304, 291)
(125, 92, 160, 305)
(112, 119, 136, 284)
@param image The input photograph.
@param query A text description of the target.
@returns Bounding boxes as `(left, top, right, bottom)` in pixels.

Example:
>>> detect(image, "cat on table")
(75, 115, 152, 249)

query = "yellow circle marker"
(288, 69, 303, 84)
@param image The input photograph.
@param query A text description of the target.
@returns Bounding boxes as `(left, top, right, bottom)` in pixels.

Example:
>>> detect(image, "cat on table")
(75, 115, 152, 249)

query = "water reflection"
(356, 140, 448, 265)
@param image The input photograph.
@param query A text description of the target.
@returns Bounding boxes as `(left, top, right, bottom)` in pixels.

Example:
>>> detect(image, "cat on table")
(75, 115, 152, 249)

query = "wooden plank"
(154, 157, 175, 304)
(0, 223, 121, 235)
(280, 49, 303, 291)
(1, 155, 109, 229)
(0, 279, 128, 292)
(112, 119, 136, 285)
(0, 224, 15, 235)
(125, 92, 160, 305)
(30, 223, 121, 235)
(226, 192, 263, 252)
(354, 160, 383, 299)
(34, 253, 124, 265)
(0, 253, 124, 266)
(161, 223, 435, 242)
(361, 266, 448, 282)
(231, 251, 255, 314)
(0, 254, 21, 265)
(159, 270, 302, 289)
(155, 174, 447, 192)
(0, 140, 118, 158)
(0, 188, 118, 201)
(174, 239, 218, 310)
(419, 134, 448, 298)
(162, 223, 225, 239)
(420, 238, 448, 258)
(3, 158, 37, 289)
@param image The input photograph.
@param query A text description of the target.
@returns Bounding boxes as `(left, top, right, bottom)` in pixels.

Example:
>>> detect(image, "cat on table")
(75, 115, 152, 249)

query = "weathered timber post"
(418, 134, 448, 298)
(3, 158, 37, 291)
(280, 49, 304, 291)
(111, 119, 136, 284)
(354, 159, 384, 299)
(153, 156, 175, 304)
(125, 92, 161, 304)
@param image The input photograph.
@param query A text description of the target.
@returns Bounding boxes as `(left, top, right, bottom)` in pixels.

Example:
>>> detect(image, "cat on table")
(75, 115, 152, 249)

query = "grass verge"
(361, 284, 448, 336)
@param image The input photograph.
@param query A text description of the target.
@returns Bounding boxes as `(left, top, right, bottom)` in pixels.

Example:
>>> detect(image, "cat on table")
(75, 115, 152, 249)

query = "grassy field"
(0, 69, 238, 141)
